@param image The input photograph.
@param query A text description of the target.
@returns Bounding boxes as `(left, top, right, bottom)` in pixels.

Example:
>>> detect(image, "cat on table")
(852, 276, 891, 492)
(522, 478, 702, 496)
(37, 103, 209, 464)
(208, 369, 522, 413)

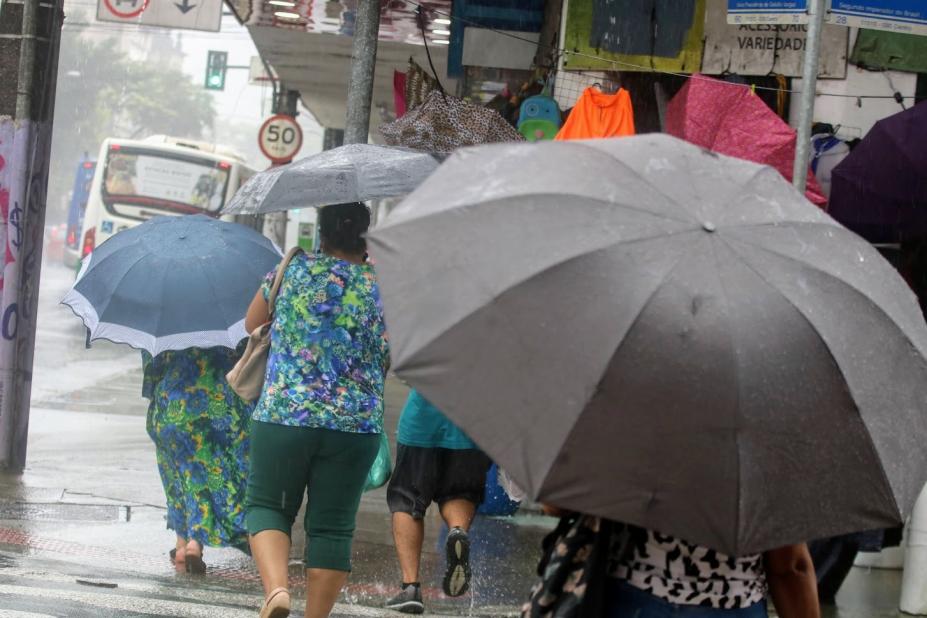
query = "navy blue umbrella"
(62, 215, 281, 354)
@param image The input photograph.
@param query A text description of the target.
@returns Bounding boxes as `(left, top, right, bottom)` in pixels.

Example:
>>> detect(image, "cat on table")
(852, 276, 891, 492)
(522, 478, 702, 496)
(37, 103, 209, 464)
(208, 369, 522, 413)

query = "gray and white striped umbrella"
(222, 144, 441, 215)
(62, 215, 281, 355)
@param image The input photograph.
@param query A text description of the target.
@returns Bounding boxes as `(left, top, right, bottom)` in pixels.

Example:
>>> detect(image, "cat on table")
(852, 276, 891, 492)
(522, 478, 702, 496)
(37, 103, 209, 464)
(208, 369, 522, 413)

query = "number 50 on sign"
(259, 115, 303, 164)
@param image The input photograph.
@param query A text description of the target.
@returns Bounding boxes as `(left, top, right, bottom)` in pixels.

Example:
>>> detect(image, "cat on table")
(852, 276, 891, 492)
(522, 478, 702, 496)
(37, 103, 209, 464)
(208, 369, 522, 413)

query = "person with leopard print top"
(608, 525, 819, 617)
(523, 508, 819, 618)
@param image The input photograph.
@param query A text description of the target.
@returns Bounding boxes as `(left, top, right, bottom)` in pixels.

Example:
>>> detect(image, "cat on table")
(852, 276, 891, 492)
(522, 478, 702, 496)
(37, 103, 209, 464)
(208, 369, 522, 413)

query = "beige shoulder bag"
(227, 247, 303, 402)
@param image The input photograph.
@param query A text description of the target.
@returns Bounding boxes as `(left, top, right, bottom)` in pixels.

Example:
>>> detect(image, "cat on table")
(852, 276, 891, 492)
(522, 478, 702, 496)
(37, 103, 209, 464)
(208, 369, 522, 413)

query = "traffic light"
(205, 50, 227, 91)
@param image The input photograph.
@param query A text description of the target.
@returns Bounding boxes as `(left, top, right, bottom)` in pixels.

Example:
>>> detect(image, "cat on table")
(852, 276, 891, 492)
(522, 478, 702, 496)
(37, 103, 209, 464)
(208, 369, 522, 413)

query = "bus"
(63, 157, 97, 268)
(78, 135, 258, 259)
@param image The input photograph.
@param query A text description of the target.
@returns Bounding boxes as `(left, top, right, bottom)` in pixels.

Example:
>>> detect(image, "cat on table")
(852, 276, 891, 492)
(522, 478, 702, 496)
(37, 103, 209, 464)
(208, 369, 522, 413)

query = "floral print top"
(252, 253, 390, 434)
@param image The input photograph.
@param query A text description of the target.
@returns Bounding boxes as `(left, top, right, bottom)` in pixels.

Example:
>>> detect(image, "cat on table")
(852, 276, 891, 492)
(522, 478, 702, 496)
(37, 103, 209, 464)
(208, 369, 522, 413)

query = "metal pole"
(15, 0, 38, 119)
(792, 0, 825, 193)
(344, 0, 380, 145)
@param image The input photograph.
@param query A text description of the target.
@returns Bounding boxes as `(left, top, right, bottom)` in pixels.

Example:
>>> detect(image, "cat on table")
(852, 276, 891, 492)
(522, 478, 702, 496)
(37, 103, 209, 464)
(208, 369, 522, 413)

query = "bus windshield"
(102, 146, 231, 216)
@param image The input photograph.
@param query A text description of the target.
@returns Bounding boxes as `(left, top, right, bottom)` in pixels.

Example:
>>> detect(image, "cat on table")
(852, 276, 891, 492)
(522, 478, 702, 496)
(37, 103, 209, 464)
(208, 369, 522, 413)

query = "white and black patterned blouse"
(610, 527, 767, 609)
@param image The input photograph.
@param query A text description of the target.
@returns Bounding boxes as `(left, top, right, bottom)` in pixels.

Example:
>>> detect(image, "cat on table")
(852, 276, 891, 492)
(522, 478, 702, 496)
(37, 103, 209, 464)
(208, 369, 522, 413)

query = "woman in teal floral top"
(244, 203, 389, 618)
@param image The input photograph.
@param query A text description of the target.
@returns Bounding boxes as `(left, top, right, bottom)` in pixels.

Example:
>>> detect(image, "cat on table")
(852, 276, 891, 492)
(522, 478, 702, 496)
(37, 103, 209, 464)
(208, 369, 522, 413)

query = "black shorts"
(387, 444, 492, 519)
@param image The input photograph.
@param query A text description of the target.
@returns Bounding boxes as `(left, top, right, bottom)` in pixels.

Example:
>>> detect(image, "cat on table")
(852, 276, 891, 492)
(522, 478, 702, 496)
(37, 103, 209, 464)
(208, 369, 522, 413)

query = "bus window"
(101, 146, 231, 219)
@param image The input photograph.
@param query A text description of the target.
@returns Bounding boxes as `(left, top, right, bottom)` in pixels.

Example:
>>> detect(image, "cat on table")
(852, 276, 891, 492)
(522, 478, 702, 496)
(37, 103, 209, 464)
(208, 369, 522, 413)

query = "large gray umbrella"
(368, 134, 927, 556)
(222, 143, 440, 215)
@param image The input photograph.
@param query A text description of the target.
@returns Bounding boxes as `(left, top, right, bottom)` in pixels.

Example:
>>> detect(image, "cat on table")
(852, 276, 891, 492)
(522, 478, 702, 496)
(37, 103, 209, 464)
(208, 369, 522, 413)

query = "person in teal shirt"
(397, 390, 478, 450)
(385, 390, 490, 614)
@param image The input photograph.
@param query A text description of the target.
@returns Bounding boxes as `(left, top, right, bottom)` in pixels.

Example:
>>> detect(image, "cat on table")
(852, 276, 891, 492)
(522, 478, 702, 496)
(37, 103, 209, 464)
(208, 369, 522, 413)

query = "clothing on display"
(555, 86, 636, 140)
(811, 133, 851, 199)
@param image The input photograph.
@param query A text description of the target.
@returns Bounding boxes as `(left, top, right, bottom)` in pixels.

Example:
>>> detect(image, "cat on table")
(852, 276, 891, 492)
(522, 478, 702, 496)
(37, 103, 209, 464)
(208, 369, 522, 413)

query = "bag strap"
(267, 247, 303, 318)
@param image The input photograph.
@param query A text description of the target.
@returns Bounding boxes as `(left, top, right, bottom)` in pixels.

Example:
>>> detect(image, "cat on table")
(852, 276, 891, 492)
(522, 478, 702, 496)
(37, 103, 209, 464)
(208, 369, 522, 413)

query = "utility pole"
(0, 0, 64, 471)
(344, 0, 381, 145)
(792, 0, 825, 194)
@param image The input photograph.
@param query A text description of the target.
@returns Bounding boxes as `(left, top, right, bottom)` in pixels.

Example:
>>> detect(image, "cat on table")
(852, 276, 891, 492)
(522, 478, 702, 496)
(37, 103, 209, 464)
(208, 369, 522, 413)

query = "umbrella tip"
(702, 222, 716, 233)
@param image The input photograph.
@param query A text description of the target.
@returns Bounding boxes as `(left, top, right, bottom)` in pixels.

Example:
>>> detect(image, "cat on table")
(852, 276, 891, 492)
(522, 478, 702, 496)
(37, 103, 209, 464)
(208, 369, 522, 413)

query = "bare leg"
(174, 535, 187, 564)
(250, 530, 291, 597)
(392, 512, 425, 583)
(439, 499, 477, 531)
(305, 568, 348, 618)
(185, 538, 202, 557)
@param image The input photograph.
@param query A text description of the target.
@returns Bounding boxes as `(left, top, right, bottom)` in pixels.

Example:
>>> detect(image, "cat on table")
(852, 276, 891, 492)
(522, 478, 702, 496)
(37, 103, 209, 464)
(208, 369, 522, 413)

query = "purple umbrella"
(829, 102, 927, 243)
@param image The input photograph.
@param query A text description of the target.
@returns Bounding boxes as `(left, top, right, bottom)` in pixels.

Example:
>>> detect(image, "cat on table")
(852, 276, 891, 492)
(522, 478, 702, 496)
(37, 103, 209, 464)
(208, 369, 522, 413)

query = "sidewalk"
(0, 262, 547, 616)
(0, 261, 913, 617)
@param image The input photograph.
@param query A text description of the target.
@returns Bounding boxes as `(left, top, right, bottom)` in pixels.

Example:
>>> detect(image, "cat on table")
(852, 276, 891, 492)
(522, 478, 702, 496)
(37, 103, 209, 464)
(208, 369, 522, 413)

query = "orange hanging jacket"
(555, 87, 636, 140)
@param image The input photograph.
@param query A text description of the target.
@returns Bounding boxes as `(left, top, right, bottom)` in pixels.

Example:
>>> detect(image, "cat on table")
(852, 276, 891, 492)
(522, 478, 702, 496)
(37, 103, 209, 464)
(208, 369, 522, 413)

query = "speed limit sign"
(258, 114, 303, 164)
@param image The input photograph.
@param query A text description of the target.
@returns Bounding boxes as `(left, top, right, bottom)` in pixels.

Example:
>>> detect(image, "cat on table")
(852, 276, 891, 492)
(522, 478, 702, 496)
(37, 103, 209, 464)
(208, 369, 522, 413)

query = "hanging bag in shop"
(226, 247, 303, 402)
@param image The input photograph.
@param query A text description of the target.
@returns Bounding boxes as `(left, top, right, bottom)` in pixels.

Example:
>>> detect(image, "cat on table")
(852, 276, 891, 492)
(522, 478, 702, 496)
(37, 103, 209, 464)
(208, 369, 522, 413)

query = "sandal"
(259, 587, 290, 618)
(184, 541, 206, 574)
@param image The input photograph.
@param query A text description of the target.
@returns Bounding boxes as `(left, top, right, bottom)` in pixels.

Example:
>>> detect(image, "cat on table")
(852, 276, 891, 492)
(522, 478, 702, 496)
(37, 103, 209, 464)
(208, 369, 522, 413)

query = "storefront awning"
(227, 0, 456, 131)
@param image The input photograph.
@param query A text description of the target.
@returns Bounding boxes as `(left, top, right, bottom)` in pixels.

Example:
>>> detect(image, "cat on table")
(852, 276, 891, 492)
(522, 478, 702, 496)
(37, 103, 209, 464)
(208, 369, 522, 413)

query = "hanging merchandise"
(394, 70, 408, 119)
(517, 93, 562, 142)
(404, 59, 440, 113)
(380, 90, 525, 153)
(810, 133, 851, 199)
(665, 74, 827, 206)
(554, 86, 636, 140)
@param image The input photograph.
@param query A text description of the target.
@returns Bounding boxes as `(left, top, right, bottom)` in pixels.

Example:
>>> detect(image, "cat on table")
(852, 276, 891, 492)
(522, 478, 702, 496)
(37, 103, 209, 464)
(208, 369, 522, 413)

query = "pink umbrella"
(666, 74, 827, 206)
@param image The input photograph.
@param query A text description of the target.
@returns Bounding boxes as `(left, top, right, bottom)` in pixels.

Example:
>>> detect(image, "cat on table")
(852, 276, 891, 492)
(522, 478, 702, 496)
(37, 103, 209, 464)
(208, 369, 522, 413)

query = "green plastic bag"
(364, 432, 392, 492)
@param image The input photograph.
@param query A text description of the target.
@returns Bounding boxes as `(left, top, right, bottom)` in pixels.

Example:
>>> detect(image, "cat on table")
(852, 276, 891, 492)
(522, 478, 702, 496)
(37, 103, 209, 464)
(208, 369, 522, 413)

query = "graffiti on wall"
(0, 121, 23, 345)
(0, 117, 42, 469)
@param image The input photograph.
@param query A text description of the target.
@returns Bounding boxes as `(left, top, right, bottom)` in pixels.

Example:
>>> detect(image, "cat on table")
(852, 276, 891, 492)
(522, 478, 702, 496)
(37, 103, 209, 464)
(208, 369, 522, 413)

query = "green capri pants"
(245, 420, 379, 572)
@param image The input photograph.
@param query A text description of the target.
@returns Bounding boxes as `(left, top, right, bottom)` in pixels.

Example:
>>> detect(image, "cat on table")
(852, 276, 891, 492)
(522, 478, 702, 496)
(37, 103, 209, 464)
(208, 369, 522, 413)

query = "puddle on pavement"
(0, 502, 129, 522)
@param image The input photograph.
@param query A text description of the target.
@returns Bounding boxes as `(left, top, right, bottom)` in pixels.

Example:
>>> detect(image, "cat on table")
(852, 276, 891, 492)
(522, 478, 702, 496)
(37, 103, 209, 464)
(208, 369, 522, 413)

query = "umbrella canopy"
(828, 102, 927, 243)
(222, 144, 441, 215)
(63, 215, 281, 355)
(666, 74, 828, 207)
(380, 90, 525, 153)
(368, 135, 927, 556)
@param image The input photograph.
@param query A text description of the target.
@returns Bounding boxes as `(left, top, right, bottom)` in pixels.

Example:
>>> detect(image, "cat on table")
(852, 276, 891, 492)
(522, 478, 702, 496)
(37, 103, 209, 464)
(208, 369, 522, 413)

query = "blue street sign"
(828, 1, 927, 35)
(728, 1, 809, 24)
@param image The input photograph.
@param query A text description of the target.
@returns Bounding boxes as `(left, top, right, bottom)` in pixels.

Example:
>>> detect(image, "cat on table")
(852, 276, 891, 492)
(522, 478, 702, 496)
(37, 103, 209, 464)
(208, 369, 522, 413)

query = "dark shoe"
(385, 583, 424, 614)
(443, 527, 472, 597)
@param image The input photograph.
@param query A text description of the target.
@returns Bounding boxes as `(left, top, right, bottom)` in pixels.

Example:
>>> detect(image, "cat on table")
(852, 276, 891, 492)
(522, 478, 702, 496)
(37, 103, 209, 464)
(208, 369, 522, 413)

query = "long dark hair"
(319, 202, 371, 255)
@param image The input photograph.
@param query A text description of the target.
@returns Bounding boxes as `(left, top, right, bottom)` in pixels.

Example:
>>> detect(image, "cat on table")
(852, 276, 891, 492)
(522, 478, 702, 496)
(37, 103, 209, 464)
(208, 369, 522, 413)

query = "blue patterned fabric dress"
(142, 346, 253, 549)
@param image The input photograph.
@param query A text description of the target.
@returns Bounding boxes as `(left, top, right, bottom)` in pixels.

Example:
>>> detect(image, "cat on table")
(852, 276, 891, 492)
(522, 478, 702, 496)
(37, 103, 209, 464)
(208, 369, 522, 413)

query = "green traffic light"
(204, 50, 227, 91)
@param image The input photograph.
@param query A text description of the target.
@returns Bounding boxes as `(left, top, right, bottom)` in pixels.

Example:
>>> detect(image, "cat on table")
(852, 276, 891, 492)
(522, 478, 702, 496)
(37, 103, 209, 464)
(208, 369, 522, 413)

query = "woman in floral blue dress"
(244, 202, 389, 618)
(142, 345, 253, 573)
